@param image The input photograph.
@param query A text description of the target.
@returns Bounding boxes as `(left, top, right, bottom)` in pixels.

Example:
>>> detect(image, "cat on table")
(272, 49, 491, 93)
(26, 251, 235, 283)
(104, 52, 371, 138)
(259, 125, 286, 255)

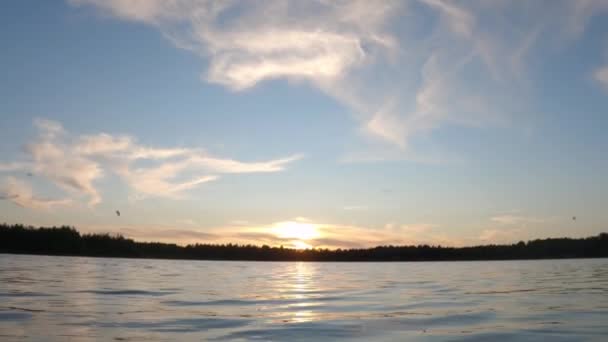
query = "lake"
(0, 255, 607, 341)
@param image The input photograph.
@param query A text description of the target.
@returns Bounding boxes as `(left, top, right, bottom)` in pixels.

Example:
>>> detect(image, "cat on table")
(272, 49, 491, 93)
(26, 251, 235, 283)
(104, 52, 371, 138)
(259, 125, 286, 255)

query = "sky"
(1, 0, 607, 249)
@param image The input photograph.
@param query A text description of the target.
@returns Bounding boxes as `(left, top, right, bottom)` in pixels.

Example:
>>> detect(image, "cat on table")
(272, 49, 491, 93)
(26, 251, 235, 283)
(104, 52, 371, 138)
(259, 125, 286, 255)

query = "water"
(0, 255, 607, 341)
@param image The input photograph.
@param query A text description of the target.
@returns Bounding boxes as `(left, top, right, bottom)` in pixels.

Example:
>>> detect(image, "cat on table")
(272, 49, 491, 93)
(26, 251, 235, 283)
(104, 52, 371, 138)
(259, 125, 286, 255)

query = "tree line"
(1, 223, 607, 261)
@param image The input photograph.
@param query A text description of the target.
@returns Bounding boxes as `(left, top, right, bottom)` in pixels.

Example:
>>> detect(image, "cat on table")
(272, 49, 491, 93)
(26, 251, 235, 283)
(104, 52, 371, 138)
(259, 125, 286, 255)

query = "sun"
(274, 221, 320, 241)
(292, 240, 312, 250)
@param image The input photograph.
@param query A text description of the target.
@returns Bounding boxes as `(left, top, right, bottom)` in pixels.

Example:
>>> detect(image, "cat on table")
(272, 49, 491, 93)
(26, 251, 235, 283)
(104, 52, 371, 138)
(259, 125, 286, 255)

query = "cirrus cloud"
(0, 119, 302, 207)
(595, 64, 608, 90)
(0, 177, 72, 210)
(69, 0, 608, 156)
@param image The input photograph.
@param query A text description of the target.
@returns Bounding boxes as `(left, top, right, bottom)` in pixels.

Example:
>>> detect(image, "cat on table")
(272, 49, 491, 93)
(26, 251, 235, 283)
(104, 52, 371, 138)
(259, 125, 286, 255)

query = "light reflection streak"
(280, 262, 320, 324)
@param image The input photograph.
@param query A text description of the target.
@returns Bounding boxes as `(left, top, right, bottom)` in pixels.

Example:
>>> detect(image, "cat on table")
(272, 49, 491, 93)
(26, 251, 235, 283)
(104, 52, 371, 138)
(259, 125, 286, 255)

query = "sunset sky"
(1, 0, 607, 249)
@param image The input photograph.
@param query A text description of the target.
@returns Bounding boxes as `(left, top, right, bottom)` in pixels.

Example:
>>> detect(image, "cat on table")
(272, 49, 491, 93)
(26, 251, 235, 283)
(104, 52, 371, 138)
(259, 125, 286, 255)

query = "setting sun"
(274, 221, 320, 241)
(292, 240, 312, 250)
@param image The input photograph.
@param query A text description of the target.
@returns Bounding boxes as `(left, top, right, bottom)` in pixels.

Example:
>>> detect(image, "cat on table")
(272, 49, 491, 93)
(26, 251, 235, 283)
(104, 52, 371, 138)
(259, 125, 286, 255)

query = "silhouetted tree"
(1, 223, 607, 261)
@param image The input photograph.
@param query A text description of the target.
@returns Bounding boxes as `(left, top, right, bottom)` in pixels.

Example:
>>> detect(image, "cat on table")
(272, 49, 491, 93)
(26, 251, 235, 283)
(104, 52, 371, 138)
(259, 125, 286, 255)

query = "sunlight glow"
(292, 240, 312, 250)
(274, 221, 320, 241)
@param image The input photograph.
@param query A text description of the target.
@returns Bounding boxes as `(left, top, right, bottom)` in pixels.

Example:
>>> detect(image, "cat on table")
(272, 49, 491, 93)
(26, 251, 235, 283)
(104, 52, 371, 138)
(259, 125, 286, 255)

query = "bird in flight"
(572, 216, 576, 221)
(116, 210, 121, 217)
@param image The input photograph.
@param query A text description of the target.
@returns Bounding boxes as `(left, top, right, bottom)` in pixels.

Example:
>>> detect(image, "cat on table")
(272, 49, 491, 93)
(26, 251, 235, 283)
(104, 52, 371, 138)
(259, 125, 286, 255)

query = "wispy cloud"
(69, 0, 608, 156)
(342, 205, 368, 211)
(176, 219, 197, 226)
(479, 228, 523, 244)
(0, 119, 301, 207)
(483, 213, 555, 243)
(22, 119, 104, 205)
(77, 217, 539, 248)
(0, 162, 29, 172)
(490, 214, 548, 226)
(595, 64, 608, 90)
(562, 0, 608, 39)
(121, 227, 219, 244)
(0, 177, 72, 209)
(71, 0, 397, 89)
(215, 219, 452, 249)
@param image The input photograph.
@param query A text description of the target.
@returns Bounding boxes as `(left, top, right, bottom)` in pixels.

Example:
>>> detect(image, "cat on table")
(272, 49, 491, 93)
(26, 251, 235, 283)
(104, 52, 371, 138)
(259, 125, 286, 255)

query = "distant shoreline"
(2, 252, 608, 263)
(2, 224, 607, 262)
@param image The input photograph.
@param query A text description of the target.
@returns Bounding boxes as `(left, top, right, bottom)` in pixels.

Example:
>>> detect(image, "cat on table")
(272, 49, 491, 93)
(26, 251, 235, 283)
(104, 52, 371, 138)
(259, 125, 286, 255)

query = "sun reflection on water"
(281, 262, 320, 324)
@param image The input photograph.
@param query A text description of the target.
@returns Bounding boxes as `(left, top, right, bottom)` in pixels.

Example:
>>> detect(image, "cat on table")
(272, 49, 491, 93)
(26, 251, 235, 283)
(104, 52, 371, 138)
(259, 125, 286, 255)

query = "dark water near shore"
(0, 255, 607, 341)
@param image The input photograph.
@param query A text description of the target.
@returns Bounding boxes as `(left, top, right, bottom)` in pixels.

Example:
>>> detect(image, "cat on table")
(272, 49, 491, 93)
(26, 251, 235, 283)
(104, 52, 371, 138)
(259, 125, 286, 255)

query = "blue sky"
(1, 0, 607, 248)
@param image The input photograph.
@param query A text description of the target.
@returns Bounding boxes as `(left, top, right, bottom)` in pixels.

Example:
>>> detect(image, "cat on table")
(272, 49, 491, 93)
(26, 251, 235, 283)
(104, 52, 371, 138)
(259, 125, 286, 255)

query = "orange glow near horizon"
(274, 221, 320, 240)
(292, 240, 313, 250)
(273, 221, 320, 249)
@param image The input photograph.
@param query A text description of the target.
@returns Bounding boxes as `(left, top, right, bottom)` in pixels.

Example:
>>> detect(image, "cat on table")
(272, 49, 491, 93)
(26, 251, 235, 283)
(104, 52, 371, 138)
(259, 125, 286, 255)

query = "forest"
(1, 223, 607, 261)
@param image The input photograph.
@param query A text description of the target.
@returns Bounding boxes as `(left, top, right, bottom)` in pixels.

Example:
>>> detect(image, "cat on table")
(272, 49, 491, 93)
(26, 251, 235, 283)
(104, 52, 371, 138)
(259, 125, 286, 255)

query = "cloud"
(563, 0, 608, 39)
(0, 119, 301, 207)
(342, 205, 367, 211)
(176, 219, 196, 226)
(365, 98, 408, 148)
(490, 214, 547, 226)
(76, 217, 535, 248)
(398, 223, 437, 234)
(66, 0, 403, 148)
(385, 223, 460, 246)
(595, 64, 608, 90)
(484, 214, 553, 243)
(479, 228, 522, 244)
(362, 52, 485, 149)
(206, 30, 366, 91)
(69, 0, 608, 154)
(122, 227, 219, 244)
(186, 154, 304, 174)
(309, 237, 366, 249)
(339, 143, 464, 164)
(234, 232, 294, 245)
(491, 215, 523, 225)
(215, 219, 452, 249)
(0, 162, 29, 172)
(34, 118, 65, 138)
(229, 224, 375, 249)
(229, 220, 251, 226)
(0, 177, 72, 209)
(71, 0, 396, 89)
(21, 122, 104, 205)
(420, 0, 474, 39)
(121, 169, 218, 199)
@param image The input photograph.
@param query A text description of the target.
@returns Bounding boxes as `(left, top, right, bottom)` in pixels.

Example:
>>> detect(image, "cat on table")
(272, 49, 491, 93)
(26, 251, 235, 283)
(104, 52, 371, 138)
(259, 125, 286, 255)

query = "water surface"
(1, 255, 607, 341)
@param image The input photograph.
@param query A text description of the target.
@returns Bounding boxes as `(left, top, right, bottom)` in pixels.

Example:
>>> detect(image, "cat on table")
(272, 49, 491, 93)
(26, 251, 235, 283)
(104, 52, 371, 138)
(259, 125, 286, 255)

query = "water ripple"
(77, 289, 176, 296)
(1, 255, 607, 341)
